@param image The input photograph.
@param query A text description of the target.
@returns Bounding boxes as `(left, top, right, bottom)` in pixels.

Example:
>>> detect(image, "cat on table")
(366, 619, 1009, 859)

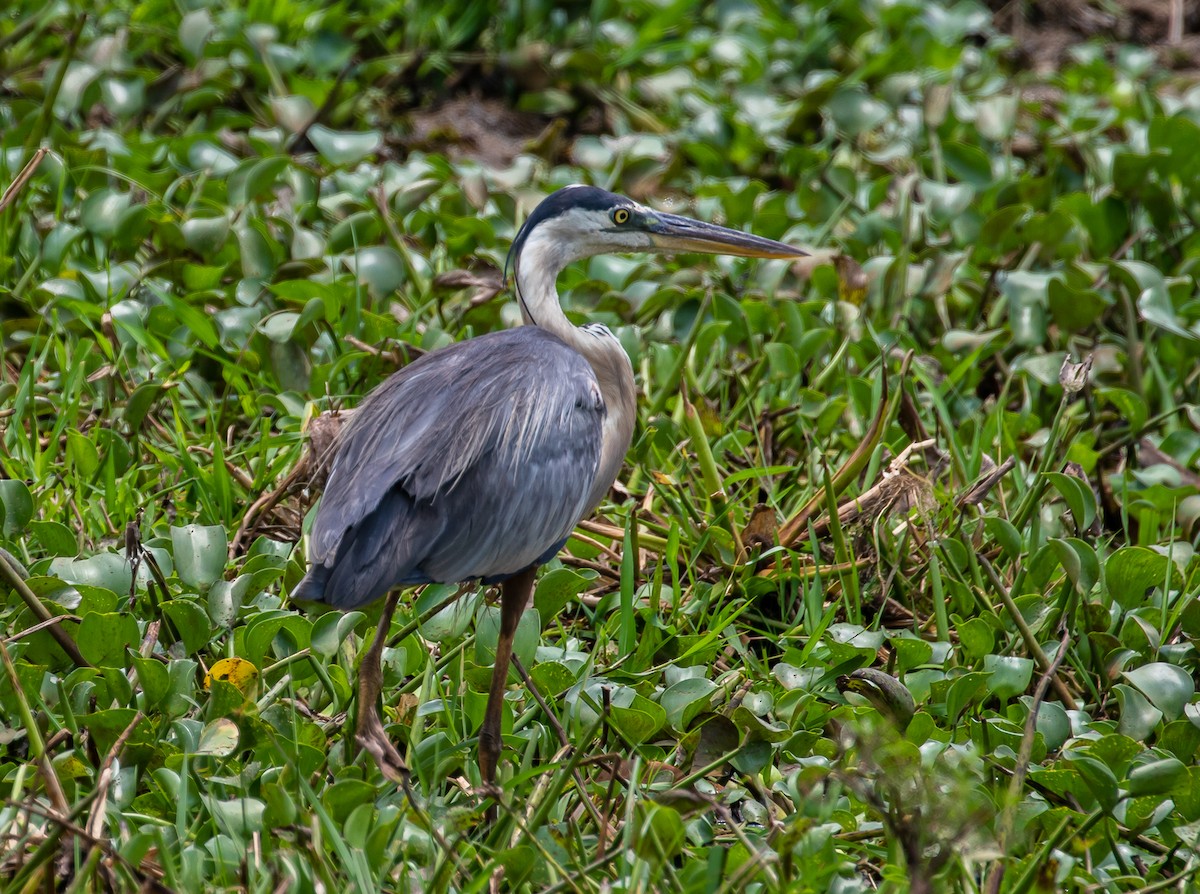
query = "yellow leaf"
(204, 657, 260, 696)
(835, 254, 869, 306)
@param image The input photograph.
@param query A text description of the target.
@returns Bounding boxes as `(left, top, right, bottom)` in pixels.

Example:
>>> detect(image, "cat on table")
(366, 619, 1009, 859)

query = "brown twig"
(0, 147, 48, 214)
(511, 654, 613, 840)
(0, 550, 90, 668)
(86, 712, 144, 839)
(985, 629, 1070, 894)
(957, 456, 1018, 508)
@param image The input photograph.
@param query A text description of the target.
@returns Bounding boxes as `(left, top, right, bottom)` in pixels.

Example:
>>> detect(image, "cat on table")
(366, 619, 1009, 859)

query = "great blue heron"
(293, 184, 805, 801)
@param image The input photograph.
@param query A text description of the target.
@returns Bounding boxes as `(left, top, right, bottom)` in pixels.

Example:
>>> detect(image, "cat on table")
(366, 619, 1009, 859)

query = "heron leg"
(355, 589, 408, 784)
(478, 566, 536, 796)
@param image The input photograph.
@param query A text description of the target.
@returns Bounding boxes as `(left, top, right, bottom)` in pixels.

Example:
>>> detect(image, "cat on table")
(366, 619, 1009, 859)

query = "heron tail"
(291, 564, 332, 605)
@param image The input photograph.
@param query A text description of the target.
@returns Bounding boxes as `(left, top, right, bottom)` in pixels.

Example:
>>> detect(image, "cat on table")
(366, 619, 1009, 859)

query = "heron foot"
(356, 702, 409, 784)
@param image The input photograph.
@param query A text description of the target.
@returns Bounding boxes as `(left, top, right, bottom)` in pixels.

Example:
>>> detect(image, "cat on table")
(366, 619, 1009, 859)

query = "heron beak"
(646, 212, 808, 259)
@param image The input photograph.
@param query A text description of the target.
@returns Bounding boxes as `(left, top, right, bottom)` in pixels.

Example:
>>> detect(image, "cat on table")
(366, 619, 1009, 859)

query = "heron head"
(507, 185, 807, 279)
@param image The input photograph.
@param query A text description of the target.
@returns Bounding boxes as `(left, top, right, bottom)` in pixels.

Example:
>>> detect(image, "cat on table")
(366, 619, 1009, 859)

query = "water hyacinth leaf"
(0, 479, 34, 536)
(475, 606, 540, 672)
(956, 617, 994, 661)
(1021, 697, 1071, 751)
(1048, 537, 1099, 594)
(207, 575, 252, 629)
(661, 677, 717, 732)
(80, 189, 131, 239)
(946, 671, 991, 723)
(1125, 757, 1187, 798)
(1176, 768, 1200, 821)
(1047, 278, 1109, 331)
(76, 611, 140, 666)
(205, 796, 266, 838)
(181, 217, 230, 257)
(533, 567, 594, 622)
(826, 90, 889, 136)
(634, 803, 687, 863)
(229, 156, 291, 206)
(1123, 663, 1194, 720)
(1105, 547, 1170, 609)
(310, 610, 365, 658)
(1113, 684, 1164, 741)
(204, 658, 260, 697)
(271, 95, 316, 133)
(196, 718, 239, 756)
(245, 614, 311, 665)
(171, 524, 228, 591)
(178, 8, 213, 60)
(188, 142, 239, 176)
(419, 586, 476, 642)
(308, 125, 381, 166)
(161, 600, 213, 655)
(257, 311, 301, 343)
(1070, 754, 1120, 810)
(1001, 271, 1050, 346)
(609, 698, 665, 744)
(983, 655, 1034, 701)
(30, 520, 77, 557)
(133, 654, 171, 710)
(49, 553, 132, 594)
(922, 181, 974, 224)
(345, 246, 406, 298)
(728, 738, 771, 776)
(529, 661, 576, 698)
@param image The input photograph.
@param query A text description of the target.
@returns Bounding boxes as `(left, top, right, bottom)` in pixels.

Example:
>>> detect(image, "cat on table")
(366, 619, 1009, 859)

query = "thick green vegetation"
(2, 0, 1199, 891)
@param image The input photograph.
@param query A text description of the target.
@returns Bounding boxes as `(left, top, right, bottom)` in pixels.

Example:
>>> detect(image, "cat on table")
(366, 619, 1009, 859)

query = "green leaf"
(956, 618, 994, 661)
(730, 705, 790, 742)
(171, 524, 228, 591)
(310, 610, 365, 658)
(1125, 757, 1187, 798)
(196, 718, 239, 756)
(1106, 547, 1171, 609)
(1113, 684, 1164, 741)
(529, 661, 576, 698)
(1045, 474, 1097, 533)
(946, 671, 990, 723)
(30, 521, 78, 557)
(0, 480, 34, 536)
(308, 125, 382, 166)
(661, 677, 717, 732)
(634, 803, 687, 863)
(1124, 663, 1194, 720)
(475, 606, 540, 673)
(161, 600, 212, 655)
(1070, 754, 1120, 810)
(207, 575, 252, 629)
(77, 612, 140, 667)
(245, 613, 312, 666)
(534, 567, 594, 622)
(983, 655, 1034, 701)
(608, 704, 661, 744)
(321, 780, 376, 824)
(1049, 537, 1099, 594)
(132, 654, 170, 710)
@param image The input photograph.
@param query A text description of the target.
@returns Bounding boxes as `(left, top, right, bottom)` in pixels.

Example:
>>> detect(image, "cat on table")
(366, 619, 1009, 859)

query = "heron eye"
(611, 208, 630, 225)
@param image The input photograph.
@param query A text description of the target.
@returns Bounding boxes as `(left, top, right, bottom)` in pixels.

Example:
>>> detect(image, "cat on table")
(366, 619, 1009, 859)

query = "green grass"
(2, 0, 1200, 891)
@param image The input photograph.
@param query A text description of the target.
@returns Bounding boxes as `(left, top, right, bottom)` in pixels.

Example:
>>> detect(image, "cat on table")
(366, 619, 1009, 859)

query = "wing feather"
(295, 327, 606, 609)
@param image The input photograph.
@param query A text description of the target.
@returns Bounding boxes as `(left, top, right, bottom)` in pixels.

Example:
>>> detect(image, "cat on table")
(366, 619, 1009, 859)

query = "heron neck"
(514, 242, 636, 510)
(513, 238, 579, 347)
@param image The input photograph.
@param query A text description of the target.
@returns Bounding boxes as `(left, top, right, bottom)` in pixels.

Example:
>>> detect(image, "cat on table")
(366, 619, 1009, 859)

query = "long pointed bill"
(647, 212, 807, 259)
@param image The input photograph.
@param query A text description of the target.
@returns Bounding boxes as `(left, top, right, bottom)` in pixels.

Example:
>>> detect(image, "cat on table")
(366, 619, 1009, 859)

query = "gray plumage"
(293, 326, 605, 609)
(291, 184, 806, 795)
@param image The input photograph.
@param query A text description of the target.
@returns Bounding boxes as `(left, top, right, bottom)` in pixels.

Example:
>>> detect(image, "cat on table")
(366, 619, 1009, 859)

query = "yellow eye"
(612, 208, 630, 225)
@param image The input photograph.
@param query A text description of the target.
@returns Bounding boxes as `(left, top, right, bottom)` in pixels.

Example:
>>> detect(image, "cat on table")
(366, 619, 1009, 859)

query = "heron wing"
(295, 327, 606, 609)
